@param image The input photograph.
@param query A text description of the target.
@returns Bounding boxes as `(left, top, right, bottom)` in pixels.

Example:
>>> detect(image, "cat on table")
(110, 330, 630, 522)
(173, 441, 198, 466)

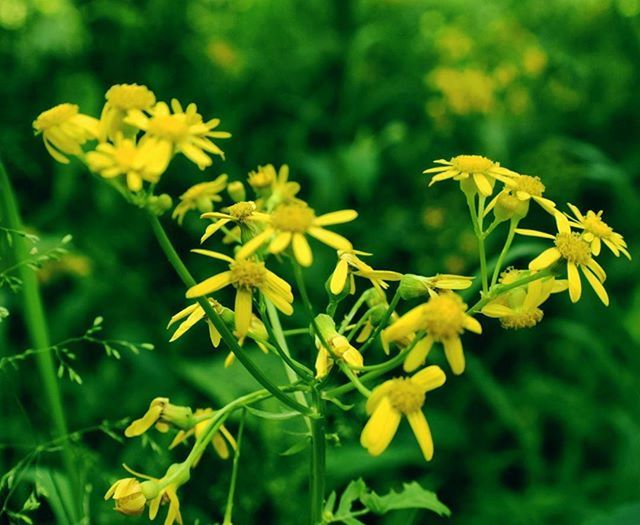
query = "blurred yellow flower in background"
(99, 83, 156, 141)
(172, 174, 228, 224)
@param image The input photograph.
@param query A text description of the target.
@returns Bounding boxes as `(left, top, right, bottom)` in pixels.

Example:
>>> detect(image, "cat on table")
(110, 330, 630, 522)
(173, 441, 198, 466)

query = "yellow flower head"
(99, 83, 156, 141)
(186, 250, 293, 337)
(566, 203, 630, 259)
(237, 201, 357, 267)
(424, 155, 519, 197)
(384, 292, 482, 375)
(86, 134, 164, 192)
(33, 103, 99, 164)
(360, 366, 446, 461)
(172, 174, 228, 224)
(125, 99, 231, 173)
(329, 249, 402, 296)
(247, 164, 300, 207)
(315, 334, 364, 379)
(481, 268, 567, 329)
(200, 201, 271, 243)
(516, 212, 609, 305)
(485, 174, 556, 220)
(169, 408, 237, 466)
(124, 397, 194, 438)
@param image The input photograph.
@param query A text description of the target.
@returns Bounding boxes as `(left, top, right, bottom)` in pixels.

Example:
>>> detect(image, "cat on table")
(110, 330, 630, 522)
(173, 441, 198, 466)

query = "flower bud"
(227, 181, 246, 202)
(146, 194, 173, 216)
(493, 192, 529, 222)
(104, 478, 147, 517)
(399, 274, 431, 300)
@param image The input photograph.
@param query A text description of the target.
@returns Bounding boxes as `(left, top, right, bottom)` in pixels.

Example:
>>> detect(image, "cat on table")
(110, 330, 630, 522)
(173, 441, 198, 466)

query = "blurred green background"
(1, 0, 640, 523)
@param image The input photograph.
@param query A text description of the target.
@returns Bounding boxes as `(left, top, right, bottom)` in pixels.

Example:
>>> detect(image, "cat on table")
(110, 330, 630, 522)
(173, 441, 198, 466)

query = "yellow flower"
(125, 99, 230, 172)
(33, 103, 99, 164)
(237, 201, 357, 267)
(200, 201, 271, 243)
(315, 334, 364, 379)
(423, 155, 519, 197)
(329, 249, 402, 295)
(86, 134, 164, 191)
(169, 408, 237, 465)
(516, 212, 609, 305)
(247, 164, 300, 207)
(485, 174, 556, 219)
(566, 204, 630, 259)
(481, 268, 567, 328)
(172, 174, 228, 224)
(104, 478, 149, 517)
(383, 293, 482, 375)
(99, 83, 156, 141)
(186, 250, 293, 337)
(360, 366, 446, 462)
(124, 398, 194, 437)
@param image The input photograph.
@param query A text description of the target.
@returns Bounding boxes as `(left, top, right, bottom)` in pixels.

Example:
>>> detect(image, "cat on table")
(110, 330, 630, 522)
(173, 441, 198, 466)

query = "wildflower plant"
(18, 85, 630, 524)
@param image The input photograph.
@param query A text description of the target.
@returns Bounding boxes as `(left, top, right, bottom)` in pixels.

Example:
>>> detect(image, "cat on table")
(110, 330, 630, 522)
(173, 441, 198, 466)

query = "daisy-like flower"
(481, 268, 567, 329)
(99, 83, 156, 141)
(86, 134, 164, 191)
(200, 201, 271, 243)
(329, 249, 402, 295)
(516, 212, 609, 305)
(33, 103, 99, 163)
(186, 250, 293, 337)
(383, 292, 482, 374)
(315, 334, 364, 379)
(565, 204, 630, 259)
(485, 174, 556, 219)
(125, 99, 231, 173)
(424, 154, 519, 197)
(360, 365, 446, 461)
(172, 174, 228, 224)
(124, 397, 194, 438)
(247, 164, 300, 207)
(236, 201, 357, 267)
(398, 273, 474, 300)
(169, 408, 237, 465)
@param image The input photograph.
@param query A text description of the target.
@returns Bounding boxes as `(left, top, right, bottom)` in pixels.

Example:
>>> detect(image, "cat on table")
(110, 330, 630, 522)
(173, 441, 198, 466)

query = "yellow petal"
(330, 258, 349, 295)
(200, 219, 231, 243)
(268, 231, 292, 254)
(473, 173, 492, 196)
(462, 315, 482, 334)
(529, 247, 561, 271)
(186, 271, 232, 298)
(207, 321, 222, 348)
(481, 303, 514, 318)
(403, 336, 434, 372)
(567, 261, 582, 303)
(292, 233, 313, 267)
(261, 285, 294, 315)
(411, 364, 446, 392)
(365, 380, 395, 414)
(236, 228, 272, 259)
(515, 228, 555, 240)
(307, 227, 352, 250)
(124, 403, 164, 437)
(211, 432, 230, 459)
(234, 288, 253, 337)
(169, 307, 206, 342)
(443, 337, 465, 375)
(360, 397, 401, 456)
(407, 410, 434, 461)
(314, 209, 358, 226)
(581, 266, 609, 306)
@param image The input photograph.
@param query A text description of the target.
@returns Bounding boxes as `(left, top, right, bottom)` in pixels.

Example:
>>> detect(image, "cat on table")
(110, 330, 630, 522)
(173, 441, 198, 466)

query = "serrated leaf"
(360, 481, 450, 517)
(337, 479, 367, 517)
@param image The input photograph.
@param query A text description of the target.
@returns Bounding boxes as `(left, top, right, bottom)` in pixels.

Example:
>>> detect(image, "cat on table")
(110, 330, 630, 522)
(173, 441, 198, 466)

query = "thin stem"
(466, 193, 489, 293)
(357, 291, 401, 354)
(0, 158, 81, 522)
(309, 387, 326, 525)
(292, 261, 332, 354)
(338, 362, 371, 397)
(283, 328, 312, 336)
(338, 292, 369, 333)
(147, 214, 311, 416)
(223, 408, 246, 525)
(490, 218, 519, 288)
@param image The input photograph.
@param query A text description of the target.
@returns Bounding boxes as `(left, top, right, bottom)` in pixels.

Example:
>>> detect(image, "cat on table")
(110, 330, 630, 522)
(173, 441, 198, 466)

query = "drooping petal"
(481, 303, 514, 318)
(268, 231, 293, 254)
(360, 397, 401, 456)
(443, 336, 465, 375)
(234, 288, 253, 337)
(403, 336, 434, 372)
(581, 266, 609, 306)
(236, 228, 273, 259)
(567, 262, 582, 303)
(529, 247, 561, 271)
(292, 233, 313, 267)
(462, 315, 482, 334)
(330, 258, 349, 295)
(473, 173, 492, 196)
(411, 364, 446, 392)
(407, 410, 434, 461)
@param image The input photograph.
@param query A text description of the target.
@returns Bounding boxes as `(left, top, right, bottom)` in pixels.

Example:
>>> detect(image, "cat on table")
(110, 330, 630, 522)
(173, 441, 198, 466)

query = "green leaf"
(336, 479, 367, 517)
(360, 481, 451, 517)
(245, 405, 302, 421)
(279, 436, 310, 456)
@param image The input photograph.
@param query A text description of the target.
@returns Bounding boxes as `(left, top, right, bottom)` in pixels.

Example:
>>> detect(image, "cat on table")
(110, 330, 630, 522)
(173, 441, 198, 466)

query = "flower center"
(515, 175, 545, 197)
(112, 141, 138, 170)
(270, 202, 316, 233)
(451, 154, 494, 174)
(582, 211, 613, 238)
(387, 378, 425, 414)
(148, 114, 190, 141)
(499, 267, 525, 285)
(421, 293, 466, 341)
(500, 309, 544, 329)
(33, 103, 78, 130)
(554, 232, 591, 265)
(230, 260, 267, 288)
(106, 84, 156, 111)
(225, 201, 257, 221)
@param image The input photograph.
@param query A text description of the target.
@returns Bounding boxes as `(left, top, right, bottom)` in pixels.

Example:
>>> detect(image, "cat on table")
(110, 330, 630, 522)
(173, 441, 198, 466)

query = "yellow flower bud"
(227, 181, 246, 202)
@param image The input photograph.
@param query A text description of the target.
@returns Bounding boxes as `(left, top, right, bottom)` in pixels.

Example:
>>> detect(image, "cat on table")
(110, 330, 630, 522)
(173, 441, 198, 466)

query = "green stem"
(309, 387, 326, 525)
(357, 291, 401, 354)
(223, 408, 246, 525)
(0, 158, 81, 522)
(490, 218, 519, 288)
(292, 261, 332, 354)
(466, 193, 489, 293)
(147, 213, 311, 416)
(338, 292, 368, 333)
(338, 362, 371, 397)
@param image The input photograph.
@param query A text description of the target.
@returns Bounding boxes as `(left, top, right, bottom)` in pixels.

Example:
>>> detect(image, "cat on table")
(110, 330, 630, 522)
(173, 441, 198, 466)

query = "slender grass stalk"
(0, 158, 81, 523)
(147, 213, 311, 416)
(309, 387, 326, 525)
(466, 193, 489, 293)
(490, 218, 519, 288)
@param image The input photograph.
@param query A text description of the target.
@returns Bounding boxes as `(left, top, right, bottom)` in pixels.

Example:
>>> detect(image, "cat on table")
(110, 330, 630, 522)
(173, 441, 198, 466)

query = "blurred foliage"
(1, 0, 639, 523)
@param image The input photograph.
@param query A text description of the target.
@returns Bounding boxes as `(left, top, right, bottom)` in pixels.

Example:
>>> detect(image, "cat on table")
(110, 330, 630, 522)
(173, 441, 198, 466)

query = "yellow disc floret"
(225, 201, 257, 222)
(33, 103, 79, 130)
(582, 211, 614, 238)
(554, 232, 591, 265)
(514, 175, 545, 197)
(105, 84, 156, 111)
(421, 293, 466, 341)
(387, 378, 426, 414)
(270, 202, 316, 233)
(450, 154, 495, 173)
(229, 259, 267, 288)
(500, 309, 544, 329)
